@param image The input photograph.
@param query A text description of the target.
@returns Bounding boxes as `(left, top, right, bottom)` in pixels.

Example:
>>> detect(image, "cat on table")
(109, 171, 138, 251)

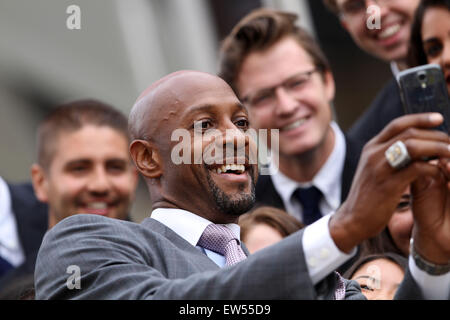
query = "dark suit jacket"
(34, 214, 426, 299)
(0, 183, 48, 295)
(35, 214, 368, 300)
(254, 135, 360, 212)
(254, 136, 360, 274)
(347, 78, 405, 158)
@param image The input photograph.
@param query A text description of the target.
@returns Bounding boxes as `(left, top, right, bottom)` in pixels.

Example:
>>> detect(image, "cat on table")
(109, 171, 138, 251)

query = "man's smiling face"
(237, 37, 335, 158)
(37, 125, 137, 223)
(136, 72, 258, 223)
(337, 0, 420, 63)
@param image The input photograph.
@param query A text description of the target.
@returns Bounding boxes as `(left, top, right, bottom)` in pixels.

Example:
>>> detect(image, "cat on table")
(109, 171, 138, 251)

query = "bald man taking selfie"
(35, 71, 450, 300)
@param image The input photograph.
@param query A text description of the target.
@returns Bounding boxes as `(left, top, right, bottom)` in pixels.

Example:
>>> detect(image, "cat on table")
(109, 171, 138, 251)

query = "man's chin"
(78, 209, 110, 216)
(280, 142, 316, 158)
(217, 195, 255, 217)
(206, 171, 256, 216)
(73, 208, 123, 219)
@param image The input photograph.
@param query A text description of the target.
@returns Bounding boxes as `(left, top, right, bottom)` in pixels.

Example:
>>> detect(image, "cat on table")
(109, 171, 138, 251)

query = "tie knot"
(197, 224, 239, 255)
(292, 186, 323, 225)
(293, 186, 322, 209)
(197, 224, 247, 266)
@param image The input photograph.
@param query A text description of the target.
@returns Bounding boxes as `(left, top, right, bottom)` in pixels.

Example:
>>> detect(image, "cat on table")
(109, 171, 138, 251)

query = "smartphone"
(396, 64, 450, 133)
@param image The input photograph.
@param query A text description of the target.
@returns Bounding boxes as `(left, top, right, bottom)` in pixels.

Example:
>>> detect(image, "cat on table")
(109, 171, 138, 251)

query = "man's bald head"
(128, 70, 256, 222)
(129, 70, 235, 144)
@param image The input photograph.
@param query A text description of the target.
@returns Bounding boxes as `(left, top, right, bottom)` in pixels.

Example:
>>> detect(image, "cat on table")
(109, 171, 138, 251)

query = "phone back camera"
(418, 72, 427, 82)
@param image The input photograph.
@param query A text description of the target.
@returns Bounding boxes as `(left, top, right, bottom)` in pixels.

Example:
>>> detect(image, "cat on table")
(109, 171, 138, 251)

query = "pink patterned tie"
(334, 272, 346, 300)
(197, 224, 247, 267)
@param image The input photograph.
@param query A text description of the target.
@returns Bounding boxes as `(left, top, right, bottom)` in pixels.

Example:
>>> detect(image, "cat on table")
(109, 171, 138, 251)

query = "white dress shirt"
(390, 61, 401, 77)
(0, 177, 25, 267)
(271, 121, 346, 222)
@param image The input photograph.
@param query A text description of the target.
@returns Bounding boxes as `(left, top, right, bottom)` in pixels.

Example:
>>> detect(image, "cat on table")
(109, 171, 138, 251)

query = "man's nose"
(365, 0, 389, 20)
(442, 41, 450, 69)
(274, 87, 298, 117)
(87, 167, 111, 195)
(223, 126, 247, 147)
(219, 123, 249, 160)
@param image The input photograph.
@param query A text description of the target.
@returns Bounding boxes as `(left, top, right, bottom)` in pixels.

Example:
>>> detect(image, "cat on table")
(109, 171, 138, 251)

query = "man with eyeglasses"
(218, 8, 361, 246)
(323, 0, 420, 157)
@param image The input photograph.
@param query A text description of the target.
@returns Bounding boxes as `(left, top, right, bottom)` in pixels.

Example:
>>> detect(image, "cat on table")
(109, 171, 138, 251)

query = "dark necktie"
(197, 224, 247, 267)
(0, 255, 13, 277)
(292, 186, 323, 225)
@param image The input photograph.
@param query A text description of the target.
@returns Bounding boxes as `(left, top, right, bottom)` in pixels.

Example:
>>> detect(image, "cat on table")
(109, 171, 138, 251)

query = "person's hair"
(322, 0, 340, 15)
(343, 252, 408, 280)
(218, 8, 331, 95)
(239, 206, 304, 241)
(0, 273, 35, 300)
(408, 0, 450, 67)
(36, 99, 129, 170)
(359, 227, 406, 257)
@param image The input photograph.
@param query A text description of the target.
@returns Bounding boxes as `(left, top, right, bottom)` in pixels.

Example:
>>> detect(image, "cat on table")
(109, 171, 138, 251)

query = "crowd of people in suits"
(1, 0, 450, 300)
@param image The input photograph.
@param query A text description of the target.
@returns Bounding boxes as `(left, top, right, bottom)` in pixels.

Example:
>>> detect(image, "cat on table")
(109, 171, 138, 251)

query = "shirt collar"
(270, 122, 346, 210)
(390, 61, 401, 77)
(150, 208, 241, 247)
(0, 176, 11, 221)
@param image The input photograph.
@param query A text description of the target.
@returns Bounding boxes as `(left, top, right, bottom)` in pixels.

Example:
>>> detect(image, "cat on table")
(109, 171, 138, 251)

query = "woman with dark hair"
(408, 0, 450, 95)
(239, 206, 304, 254)
(360, 189, 413, 257)
(343, 252, 408, 300)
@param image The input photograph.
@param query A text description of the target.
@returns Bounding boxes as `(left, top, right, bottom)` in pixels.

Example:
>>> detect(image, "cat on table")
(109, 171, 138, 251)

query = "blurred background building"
(0, 0, 391, 222)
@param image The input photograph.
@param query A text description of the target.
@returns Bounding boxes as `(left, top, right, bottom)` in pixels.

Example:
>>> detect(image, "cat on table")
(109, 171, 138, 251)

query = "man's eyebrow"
(65, 158, 128, 166)
(64, 159, 92, 167)
(423, 37, 439, 44)
(187, 102, 247, 114)
(233, 102, 247, 113)
(188, 104, 215, 114)
(106, 158, 129, 163)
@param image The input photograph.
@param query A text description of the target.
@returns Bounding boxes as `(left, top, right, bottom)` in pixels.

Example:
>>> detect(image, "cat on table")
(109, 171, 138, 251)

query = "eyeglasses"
(339, 0, 390, 18)
(241, 68, 319, 109)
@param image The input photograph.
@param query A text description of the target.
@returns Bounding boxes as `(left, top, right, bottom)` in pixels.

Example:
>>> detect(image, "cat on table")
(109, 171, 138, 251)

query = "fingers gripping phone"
(396, 64, 450, 133)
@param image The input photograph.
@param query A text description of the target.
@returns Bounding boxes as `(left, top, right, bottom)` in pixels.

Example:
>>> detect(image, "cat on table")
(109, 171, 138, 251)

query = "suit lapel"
(255, 175, 285, 210)
(340, 136, 360, 202)
(240, 242, 250, 256)
(8, 183, 48, 260)
(255, 137, 359, 208)
(141, 218, 220, 269)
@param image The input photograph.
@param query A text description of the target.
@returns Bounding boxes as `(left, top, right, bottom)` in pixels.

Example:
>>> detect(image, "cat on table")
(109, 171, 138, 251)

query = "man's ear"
(129, 140, 163, 179)
(31, 163, 49, 203)
(324, 70, 336, 103)
(340, 18, 349, 31)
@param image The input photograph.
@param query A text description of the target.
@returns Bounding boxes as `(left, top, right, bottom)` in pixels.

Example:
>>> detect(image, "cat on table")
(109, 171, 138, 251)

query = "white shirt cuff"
(409, 255, 450, 300)
(302, 214, 356, 285)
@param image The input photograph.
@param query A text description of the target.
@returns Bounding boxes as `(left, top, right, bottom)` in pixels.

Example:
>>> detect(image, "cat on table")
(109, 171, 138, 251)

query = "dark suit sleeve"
(347, 79, 404, 155)
(35, 215, 320, 300)
(394, 269, 425, 300)
(0, 183, 48, 293)
(39, 215, 433, 300)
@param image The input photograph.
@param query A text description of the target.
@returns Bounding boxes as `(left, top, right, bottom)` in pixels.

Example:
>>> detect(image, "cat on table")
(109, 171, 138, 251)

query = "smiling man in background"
(31, 99, 138, 228)
(218, 9, 360, 229)
(323, 0, 421, 155)
(0, 100, 139, 298)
